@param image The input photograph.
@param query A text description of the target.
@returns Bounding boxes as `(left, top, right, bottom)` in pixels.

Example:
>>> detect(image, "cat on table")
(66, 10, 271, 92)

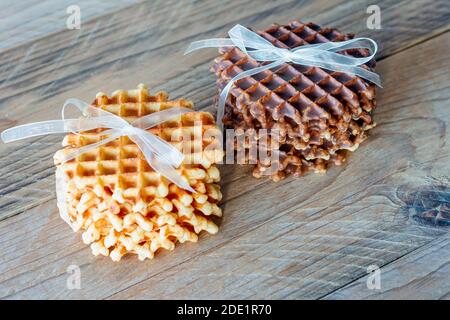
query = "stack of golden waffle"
(212, 21, 377, 181)
(54, 84, 223, 261)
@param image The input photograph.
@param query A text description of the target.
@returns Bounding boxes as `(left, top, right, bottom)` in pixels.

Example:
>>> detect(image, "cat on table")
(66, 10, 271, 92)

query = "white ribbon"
(185, 24, 382, 128)
(1, 98, 196, 193)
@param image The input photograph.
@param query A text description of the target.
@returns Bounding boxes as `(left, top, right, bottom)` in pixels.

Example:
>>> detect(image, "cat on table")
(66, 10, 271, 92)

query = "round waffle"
(54, 84, 223, 261)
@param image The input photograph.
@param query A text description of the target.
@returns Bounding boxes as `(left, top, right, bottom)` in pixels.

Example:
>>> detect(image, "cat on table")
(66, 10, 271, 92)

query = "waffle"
(212, 21, 377, 180)
(54, 84, 223, 261)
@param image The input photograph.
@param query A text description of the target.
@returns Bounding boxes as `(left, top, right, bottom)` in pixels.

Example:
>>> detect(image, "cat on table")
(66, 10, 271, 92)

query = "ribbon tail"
(1, 120, 68, 143)
(130, 134, 195, 193)
(0, 117, 107, 143)
(184, 38, 235, 55)
(350, 66, 382, 88)
(138, 130, 185, 168)
(151, 158, 196, 194)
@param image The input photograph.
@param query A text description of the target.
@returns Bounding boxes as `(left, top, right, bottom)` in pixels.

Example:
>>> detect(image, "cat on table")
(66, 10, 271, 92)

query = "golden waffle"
(54, 84, 223, 261)
(212, 21, 377, 180)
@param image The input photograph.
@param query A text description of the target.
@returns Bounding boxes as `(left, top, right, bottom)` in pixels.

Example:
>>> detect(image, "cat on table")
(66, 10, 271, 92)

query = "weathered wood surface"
(0, 0, 449, 299)
(323, 234, 450, 299)
(0, 0, 142, 50)
(1, 0, 449, 221)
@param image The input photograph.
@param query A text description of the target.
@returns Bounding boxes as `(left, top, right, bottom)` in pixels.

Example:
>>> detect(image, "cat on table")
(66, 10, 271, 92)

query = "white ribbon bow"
(1, 98, 196, 193)
(185, 24, 382, 128)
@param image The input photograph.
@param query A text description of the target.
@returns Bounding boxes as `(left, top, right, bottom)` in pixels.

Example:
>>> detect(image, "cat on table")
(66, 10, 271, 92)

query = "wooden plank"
(322, 234, 450, 300)
(0, 28, 448, 299)
(0, 0, 142, 51)
(1, 0, 449, 222)
(0, 0, 294, 221)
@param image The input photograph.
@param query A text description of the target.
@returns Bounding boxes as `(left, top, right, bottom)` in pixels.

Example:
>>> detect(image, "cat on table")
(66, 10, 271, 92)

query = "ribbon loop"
(185, 24, 381, 127)
(1, 99, 196, 193)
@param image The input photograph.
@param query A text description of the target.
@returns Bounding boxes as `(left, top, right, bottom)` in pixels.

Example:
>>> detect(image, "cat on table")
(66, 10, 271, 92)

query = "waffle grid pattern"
(212, 21, 377, 180)
(54, 84, 223, 261)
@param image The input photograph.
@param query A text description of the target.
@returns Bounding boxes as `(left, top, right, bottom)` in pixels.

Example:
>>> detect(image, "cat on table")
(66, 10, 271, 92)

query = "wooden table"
(0, 0, 449, 299)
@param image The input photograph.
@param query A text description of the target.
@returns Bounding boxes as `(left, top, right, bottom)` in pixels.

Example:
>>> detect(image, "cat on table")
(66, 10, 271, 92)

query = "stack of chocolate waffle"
(212, 21, 377, 181)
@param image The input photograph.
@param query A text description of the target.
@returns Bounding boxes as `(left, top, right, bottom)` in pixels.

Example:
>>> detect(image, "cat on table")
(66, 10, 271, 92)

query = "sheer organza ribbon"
(1, 98, 196, 193)
(185, 24, 382, 128)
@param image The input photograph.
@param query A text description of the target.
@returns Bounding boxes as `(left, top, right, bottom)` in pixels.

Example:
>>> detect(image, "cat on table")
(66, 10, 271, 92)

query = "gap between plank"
(377, 28, 450, 61)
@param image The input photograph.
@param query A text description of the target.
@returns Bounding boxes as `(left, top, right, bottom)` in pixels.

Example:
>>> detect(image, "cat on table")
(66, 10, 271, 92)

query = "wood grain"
(0, 0, 449, 299)
(108, 32, 450, 299)
(322, 234, 450, 299)
(1, 0, 449, 221)
(0, 0, 142, 51)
